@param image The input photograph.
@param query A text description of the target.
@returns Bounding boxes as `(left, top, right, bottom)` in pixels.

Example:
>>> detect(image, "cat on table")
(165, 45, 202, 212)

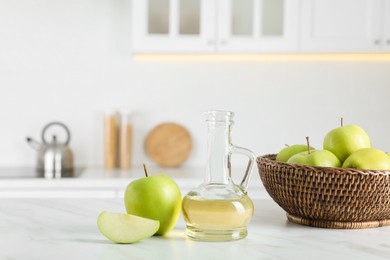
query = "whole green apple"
(323, 123, 370, 163)
(287, 149, 341, 167)
(124, 173, 182, 236)
(276, 144, 315, 162)
(342, 148, 390, 170)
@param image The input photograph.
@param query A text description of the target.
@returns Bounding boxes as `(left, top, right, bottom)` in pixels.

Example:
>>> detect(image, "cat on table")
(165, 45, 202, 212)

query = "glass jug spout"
(203, 110, 255, 192)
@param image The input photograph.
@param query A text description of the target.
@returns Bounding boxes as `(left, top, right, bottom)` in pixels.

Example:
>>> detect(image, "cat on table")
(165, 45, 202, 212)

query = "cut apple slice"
(97, 211, 159, 244)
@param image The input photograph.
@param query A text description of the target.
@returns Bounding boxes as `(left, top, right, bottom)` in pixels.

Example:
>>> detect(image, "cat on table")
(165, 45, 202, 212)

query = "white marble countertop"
(1, 198, 390, 260)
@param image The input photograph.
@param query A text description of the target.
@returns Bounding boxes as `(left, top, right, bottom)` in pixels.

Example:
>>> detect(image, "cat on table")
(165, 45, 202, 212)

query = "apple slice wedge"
(97, 211, 159, 244)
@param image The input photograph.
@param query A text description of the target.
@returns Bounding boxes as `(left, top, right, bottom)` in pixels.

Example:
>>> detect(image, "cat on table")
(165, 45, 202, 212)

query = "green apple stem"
(341, 117, 344, 127)
(143, 164, 149, 177)
(284, 144, 290, 147)
(306, 136, 311, 155)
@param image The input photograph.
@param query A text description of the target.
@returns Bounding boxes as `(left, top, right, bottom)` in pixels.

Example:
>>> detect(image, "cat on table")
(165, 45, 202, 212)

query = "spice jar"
(103, 111, 118, 169)
(118, 110, 133, 169)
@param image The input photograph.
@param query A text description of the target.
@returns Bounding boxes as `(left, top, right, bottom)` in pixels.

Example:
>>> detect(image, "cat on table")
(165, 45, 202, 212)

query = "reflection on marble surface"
(0, 167, 85, 178)
(1, 199, 390, 259)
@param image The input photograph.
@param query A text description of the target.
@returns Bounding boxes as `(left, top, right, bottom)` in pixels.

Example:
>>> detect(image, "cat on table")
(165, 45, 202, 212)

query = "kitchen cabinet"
(133, 0, 390, 53)
(300, 0, 386, 52)
(385, 0, 390, 50)
(132, 0, 300, 53)
(218, 0, 299, 52)
(132, 0, 216, 53)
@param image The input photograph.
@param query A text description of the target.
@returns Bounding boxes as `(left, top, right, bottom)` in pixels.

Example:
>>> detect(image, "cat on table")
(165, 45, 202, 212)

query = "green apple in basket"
(124, 165, 182, 236)
(323, 119, 371, 163)
(276, 144, 315, 162)
(342, 148, 390, 170)
(287, 137, 341, 167)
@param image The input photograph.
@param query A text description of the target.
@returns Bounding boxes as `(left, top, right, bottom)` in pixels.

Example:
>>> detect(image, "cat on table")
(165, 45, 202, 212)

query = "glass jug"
(182, 110, 255, 241)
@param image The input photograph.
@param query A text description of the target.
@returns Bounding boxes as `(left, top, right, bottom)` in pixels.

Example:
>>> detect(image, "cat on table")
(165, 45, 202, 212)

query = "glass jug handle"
(229, 145, 255, 192)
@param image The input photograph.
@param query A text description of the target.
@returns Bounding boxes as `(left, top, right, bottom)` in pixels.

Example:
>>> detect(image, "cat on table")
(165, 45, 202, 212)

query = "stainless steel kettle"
(26, 122, 74, 178)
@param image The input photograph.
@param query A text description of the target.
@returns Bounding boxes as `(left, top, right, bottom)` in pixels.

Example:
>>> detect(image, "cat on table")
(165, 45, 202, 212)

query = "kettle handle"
(41, 122, 71, 145)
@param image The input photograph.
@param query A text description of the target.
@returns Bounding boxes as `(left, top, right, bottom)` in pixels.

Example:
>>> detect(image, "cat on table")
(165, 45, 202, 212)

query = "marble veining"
(0, 199, 390, 260)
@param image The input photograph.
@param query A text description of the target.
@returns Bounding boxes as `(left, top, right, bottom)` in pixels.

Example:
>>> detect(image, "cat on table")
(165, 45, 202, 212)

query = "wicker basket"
(257, 154, 390, 229)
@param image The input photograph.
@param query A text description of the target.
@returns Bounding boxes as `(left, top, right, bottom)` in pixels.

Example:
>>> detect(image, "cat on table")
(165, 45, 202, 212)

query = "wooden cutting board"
(145, 123, 192, 167)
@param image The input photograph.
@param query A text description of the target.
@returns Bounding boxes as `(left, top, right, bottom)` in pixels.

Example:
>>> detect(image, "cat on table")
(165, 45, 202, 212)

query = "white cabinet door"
(300, 0, 383, 52)
(217, 0, 299, 53)
(132, 0, 216, 53)
(384, 0, 390, 50)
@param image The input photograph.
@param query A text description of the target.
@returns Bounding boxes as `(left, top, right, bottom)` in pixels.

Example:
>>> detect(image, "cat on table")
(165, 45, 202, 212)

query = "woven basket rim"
(257, 154, 390, 176)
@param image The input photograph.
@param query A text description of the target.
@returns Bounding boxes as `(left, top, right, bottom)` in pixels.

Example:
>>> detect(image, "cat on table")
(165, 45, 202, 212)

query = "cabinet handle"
(387, 40, 390, 45)
(374, 39, 381, 45)
(207, 40, 215, 45)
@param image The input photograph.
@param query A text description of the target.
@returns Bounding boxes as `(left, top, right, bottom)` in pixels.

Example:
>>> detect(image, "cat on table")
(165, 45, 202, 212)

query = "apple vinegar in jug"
(182, 111, 256, 241)
(182, 194, 254, 240)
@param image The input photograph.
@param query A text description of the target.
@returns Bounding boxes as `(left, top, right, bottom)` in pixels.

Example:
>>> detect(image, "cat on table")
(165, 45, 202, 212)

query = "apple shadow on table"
(70, 238, 166, 245)
(68, 238, 114, 244)
(66, 238, 126, 245)
(157, 228, 187, 241)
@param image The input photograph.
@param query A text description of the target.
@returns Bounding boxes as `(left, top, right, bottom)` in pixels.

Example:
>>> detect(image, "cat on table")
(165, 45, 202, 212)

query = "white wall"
(1, 0, 390, 168)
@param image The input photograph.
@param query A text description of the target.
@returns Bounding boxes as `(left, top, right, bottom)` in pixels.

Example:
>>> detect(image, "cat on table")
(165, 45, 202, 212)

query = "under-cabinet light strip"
(133, 53, 390, 62)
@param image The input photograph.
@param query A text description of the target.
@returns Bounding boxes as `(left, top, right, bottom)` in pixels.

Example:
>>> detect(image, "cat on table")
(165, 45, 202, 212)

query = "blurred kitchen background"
(1, 0, 390, 169)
